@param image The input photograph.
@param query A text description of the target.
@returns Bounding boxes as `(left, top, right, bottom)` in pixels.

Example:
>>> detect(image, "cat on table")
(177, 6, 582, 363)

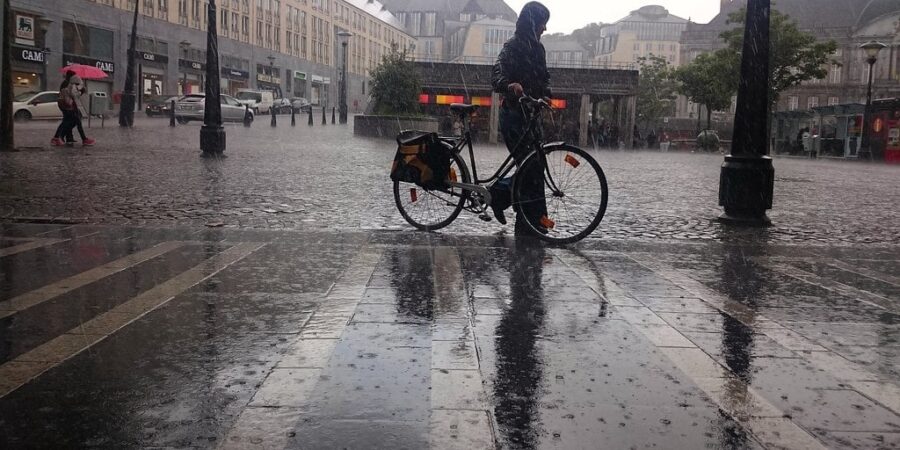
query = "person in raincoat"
(490, 1, 551, 235)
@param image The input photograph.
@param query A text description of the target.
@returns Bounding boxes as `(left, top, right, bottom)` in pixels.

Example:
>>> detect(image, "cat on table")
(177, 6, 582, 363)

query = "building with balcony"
(594, 5, 687, 69)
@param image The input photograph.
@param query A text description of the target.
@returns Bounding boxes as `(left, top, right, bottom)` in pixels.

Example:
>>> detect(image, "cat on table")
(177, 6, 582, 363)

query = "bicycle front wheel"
(393, 152, 470, 231)
(513, 144, 608, 244)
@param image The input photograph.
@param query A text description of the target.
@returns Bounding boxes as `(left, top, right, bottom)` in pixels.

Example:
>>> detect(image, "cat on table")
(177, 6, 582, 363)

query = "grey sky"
(503, 1, 723, 34)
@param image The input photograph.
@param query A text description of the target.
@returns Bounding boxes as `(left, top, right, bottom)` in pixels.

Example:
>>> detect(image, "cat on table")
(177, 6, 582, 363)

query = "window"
(424, 13, 436, 36)
(788, 96, 799, 111)
(63, 22, 114, 59)
(178, 0, 188, 25)
(830, 65, 842, 84)
(828, 97, 839, 106)
(807, 96, 819, 109)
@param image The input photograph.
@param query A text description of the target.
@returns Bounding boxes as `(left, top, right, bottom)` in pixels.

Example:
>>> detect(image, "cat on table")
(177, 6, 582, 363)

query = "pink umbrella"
(59, 64, 108, 80)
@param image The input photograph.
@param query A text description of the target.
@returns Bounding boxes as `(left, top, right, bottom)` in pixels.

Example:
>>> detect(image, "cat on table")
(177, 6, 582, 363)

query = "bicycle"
(393, 97, 608, 244)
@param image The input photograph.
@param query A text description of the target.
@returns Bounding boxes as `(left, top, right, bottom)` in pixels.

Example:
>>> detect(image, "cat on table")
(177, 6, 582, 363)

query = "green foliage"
(720, 8, 839, 105)
(636, 55, 678, 127)
(369, 45, 421, 115)
(697, 130, 721, 151)
(674, 49, 739, 129)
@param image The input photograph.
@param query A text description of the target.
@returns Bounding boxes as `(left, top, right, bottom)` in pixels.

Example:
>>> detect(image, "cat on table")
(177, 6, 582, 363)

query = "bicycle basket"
(390, 131, 451, 190)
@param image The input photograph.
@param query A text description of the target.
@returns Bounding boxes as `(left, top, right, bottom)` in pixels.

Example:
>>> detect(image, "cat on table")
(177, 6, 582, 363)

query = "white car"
(235, 89, 275, 114)
(174, 94, 254, 123)
(13, 91, 63, 121)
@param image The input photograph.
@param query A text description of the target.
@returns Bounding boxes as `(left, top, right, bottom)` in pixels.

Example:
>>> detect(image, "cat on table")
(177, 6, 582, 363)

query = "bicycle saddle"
(450, 103, 477, 115)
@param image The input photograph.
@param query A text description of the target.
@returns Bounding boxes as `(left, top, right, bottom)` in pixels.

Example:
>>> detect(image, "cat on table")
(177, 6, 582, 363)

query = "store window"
(63, 22, 114, 59)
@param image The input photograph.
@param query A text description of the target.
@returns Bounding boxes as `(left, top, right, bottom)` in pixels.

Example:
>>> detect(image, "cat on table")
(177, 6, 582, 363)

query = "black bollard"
(717, 0, 774, 225)
(332, 107, 336, 124)
(321, 106, 326, 125)
(291, 106, 296, 126)
(243, 105, 252, 127)
(169, 99, 176, 127)
(308, 107, 314, 126)
(270, 106, 277, 127)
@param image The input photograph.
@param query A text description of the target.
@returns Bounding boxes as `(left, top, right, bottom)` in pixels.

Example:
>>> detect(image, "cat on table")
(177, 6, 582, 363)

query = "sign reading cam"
(14, 46, 45, 63)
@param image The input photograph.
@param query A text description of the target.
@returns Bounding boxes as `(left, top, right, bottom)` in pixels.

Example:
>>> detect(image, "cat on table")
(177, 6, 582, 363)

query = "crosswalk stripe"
(0, 242, 265, 399)
(0, 238, 68, 258)
(219, 247, 383, 450)
(0, 241, 185, 319)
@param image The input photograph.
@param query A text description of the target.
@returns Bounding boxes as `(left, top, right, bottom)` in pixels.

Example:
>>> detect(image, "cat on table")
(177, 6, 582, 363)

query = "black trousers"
(54, 109, 87, 142)
(497, 107, 547, 227)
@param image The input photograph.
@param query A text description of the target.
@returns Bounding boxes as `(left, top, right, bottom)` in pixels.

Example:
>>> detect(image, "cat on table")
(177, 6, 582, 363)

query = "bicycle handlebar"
(519, 95, 552, 109)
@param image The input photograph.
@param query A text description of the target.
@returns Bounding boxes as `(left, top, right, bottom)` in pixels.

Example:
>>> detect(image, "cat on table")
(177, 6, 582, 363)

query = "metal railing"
(413, 55, 636, 70)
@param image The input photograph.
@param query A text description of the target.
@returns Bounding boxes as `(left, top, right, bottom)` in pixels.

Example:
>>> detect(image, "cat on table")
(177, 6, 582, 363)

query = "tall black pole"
(859, 58, 877, 161)
(0, 0, 13, 151)
(718, 0, 774, 225)
(200, 0, 225, 155)
(119, 0, 139, 127)
(339, 41, 348, 124)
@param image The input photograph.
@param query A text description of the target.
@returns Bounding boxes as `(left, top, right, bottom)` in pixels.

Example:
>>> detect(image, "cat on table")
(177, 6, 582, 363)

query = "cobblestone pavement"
(1, 117, 898, 245)
(0, 223, 898, 448)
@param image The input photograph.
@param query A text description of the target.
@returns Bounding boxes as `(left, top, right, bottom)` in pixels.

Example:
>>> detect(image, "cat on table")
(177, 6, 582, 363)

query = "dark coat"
(491, 2, 551, 107)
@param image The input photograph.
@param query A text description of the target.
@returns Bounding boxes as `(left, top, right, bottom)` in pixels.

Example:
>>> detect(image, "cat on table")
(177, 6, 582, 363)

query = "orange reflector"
(564, 154, 580, 168)
(449, 168, 457, 182)
(410, 188, 418, 202)
(540, 215, 555, 229)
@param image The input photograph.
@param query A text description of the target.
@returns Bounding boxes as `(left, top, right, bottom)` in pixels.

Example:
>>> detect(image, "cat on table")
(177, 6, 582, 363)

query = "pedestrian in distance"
(490, 1, 552, 236)
(51, 70, 95, 147)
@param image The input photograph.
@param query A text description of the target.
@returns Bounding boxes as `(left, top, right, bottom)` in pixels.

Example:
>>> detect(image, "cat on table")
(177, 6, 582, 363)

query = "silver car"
(174, 94, 254, 123)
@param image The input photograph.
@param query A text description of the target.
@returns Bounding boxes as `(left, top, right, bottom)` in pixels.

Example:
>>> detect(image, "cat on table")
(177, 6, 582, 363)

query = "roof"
(379, 0, 515, 18)
(346, 0, 404, 29)
(617, 5, 687, 25)
(856, 0, 900, 29)
(543, 39, 588, 52)
(707, 0, 881, 30)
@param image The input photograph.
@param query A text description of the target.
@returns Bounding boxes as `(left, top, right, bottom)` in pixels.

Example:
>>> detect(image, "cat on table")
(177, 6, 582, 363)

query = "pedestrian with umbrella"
(51, 64, 104, 146)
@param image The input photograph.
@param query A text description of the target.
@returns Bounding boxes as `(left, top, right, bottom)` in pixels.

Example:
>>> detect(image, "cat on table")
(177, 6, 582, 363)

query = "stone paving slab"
(0, 223, 898, 449)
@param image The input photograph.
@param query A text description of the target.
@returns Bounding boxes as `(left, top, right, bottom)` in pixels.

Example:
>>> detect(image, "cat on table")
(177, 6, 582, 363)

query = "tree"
(720, 8, 838, 107)
(674, 49, 739, 130)
(369, 45, 421, 115)
(635, 55, 678, 128)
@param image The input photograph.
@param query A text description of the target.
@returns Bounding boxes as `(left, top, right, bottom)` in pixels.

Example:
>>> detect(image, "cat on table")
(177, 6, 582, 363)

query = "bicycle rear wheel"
(393, 152, 470, 231)
(512, 144, 608, 244)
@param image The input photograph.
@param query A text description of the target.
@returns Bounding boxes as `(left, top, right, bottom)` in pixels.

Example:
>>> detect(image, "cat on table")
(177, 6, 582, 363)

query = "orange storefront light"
(435, 95, 465, 105)
(550, 99, 567, 109)
(418, 94, 430, 104)
(471, 96, 492, 106)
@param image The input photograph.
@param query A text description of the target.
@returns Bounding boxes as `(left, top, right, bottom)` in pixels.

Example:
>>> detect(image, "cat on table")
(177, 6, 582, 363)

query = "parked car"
(174, 94, 254, 123)
(234, 89, 275, 114)
(290, 97, 312, 113)
(145, 95, 182, 117)
(12, 91, 62, 121)
(273, 97, 294, 114)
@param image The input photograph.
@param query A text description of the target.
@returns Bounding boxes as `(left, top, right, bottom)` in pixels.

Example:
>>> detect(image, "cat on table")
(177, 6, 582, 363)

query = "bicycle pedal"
(478, 214, 492, 222)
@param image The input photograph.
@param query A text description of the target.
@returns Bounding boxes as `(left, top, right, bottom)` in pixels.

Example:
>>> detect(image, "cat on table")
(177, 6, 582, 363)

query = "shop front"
(221, 67, 250, 95)
(63, 54, 115, 109)
(256, 64, 282, 96)
(135, 50, 169, 108)
(12, 45, 45, 96)
(62, 21, 115, 111)
(178, 59, 204, 95)
(293, 71, 307, 98)
(310, 75, 330, 106)
(11, 12, 47, 95)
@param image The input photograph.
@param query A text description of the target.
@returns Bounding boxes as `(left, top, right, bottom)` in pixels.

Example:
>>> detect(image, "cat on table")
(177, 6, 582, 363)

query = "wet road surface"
(2, 118, 898, 245)
(1, 222, 898, 448)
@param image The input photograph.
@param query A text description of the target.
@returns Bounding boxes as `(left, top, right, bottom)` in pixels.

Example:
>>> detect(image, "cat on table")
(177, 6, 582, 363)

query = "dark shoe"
(514, 221, 548, 236)
(491, 204, 507, 225)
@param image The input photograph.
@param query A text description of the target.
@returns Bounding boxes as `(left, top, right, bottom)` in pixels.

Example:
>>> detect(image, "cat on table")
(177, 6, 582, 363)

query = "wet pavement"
(2, 117, 899, 245)
(1, 222, 898, 449)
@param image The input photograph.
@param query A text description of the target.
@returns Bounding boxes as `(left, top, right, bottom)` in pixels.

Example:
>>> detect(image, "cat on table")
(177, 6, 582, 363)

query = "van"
(235, 89, 275, 114)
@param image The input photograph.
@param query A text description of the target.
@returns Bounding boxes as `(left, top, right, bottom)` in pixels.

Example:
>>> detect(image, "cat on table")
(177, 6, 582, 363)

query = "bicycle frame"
(438, 100, 564, 211)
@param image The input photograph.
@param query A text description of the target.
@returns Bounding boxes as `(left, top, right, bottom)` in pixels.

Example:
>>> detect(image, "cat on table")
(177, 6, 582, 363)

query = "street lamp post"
(858, 40, 887, 161)
(338, 31, 352, 124)
(119, 0, 139, 127)
(179, 40, 191, 95)
(37, 18, 52, 92)
(717, 0, 774, 225)
(200, 0, 225, 155)
(267, 55, 276, 126)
